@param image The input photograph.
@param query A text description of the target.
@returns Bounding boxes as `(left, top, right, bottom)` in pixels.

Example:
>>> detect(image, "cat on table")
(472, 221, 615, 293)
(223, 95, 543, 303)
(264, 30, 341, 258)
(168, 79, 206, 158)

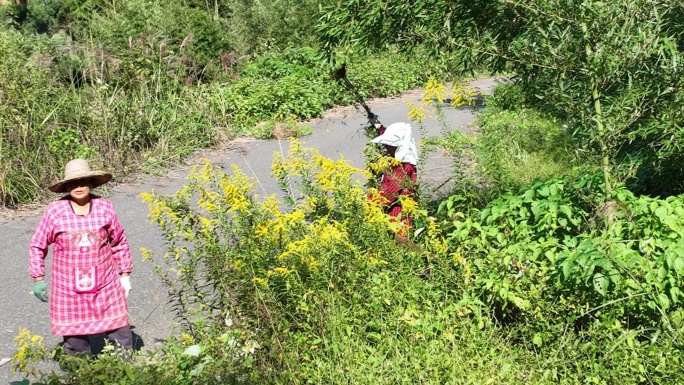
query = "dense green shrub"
(481, 82, 528, 112)
(240, 47, 323, 80)
(209, 75, 332, 132)
(10, 0, 323, 63)
(207, 47, 441, 134)
(225, 0, 321, 54)
(84, 0, 232, 80)
(440, 172, 684, 348)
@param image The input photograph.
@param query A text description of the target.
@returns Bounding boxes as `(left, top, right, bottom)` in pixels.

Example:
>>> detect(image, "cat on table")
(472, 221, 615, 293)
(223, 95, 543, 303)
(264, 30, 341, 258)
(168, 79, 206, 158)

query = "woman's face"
(385, 145, 397, 158)
(66, 179, 92, 202)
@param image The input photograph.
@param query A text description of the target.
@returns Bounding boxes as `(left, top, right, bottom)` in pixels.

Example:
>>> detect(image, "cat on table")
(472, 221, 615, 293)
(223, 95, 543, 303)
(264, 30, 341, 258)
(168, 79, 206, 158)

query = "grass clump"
(473, 83, 579, 192)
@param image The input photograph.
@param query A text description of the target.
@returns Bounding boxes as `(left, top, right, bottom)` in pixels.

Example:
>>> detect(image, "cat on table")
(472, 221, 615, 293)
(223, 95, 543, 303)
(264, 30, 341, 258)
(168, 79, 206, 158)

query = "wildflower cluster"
(408, 77, 479, 123)
(140, 142, 452, 380)
(143, 142, 398, 318)
(12, 329, 47, 377)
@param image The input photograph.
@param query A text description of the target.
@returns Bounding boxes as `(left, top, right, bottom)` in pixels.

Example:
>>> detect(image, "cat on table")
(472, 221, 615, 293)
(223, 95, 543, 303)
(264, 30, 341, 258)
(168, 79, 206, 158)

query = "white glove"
(120, 275, 131, 298)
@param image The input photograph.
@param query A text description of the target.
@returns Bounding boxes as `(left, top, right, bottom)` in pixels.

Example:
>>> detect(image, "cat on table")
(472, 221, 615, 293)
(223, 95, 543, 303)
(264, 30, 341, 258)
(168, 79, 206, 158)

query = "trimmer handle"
(367, 112, 381, 126)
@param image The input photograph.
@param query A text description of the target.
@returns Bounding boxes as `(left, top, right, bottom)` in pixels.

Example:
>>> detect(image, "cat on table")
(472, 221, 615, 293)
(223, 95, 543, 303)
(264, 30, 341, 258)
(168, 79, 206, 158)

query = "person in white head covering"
(368, 122, 419, 236)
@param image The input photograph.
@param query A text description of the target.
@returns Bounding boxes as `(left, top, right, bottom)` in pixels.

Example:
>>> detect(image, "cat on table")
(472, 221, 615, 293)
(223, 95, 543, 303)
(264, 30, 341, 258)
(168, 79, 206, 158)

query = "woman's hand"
(120, 275, 131, 298)
(32, 280, 48, 302)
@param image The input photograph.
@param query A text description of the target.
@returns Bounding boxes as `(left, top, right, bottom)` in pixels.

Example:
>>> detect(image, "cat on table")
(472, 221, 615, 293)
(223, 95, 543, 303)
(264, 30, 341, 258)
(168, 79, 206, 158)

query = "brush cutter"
(332, 63, 382, 127)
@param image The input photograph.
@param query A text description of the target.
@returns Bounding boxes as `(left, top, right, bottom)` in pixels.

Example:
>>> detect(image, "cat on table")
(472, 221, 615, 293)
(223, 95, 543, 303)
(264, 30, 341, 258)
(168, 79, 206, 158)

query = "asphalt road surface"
(0, 78, 499, 383)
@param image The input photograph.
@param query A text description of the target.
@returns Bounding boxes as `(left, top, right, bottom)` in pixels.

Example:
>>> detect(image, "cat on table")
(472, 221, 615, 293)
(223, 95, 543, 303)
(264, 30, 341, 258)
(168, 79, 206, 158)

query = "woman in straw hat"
(29, 159, 134, 357)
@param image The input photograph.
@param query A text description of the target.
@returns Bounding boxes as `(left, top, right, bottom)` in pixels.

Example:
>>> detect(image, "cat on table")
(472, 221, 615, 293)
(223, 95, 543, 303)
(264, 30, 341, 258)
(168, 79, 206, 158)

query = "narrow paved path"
(0, 78, 500, 383)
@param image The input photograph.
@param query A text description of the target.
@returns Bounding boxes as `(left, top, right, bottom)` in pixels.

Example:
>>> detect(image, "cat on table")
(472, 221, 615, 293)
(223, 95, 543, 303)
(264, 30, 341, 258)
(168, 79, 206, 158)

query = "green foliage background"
(8, 0, 684, 384)
(0, 1, 443, 206)
(319, 0, 684, 197)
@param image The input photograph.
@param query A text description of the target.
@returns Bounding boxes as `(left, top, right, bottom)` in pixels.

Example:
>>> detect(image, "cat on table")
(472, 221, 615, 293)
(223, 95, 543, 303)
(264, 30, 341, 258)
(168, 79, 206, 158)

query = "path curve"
(0, 78, 501, 383)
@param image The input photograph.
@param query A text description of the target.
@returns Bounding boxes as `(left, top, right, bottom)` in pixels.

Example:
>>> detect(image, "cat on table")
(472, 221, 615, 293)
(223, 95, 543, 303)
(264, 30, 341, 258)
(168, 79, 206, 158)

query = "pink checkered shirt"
(29, 196, 132, 336)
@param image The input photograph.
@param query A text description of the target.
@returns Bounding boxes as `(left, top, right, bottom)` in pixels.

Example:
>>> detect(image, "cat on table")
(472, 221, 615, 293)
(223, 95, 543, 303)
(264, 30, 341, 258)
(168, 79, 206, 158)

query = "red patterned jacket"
(370, 125, 418, 223)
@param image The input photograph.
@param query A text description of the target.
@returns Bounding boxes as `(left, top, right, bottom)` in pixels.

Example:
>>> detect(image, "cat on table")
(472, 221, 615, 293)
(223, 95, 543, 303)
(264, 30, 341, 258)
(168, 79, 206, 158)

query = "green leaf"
(124, 365, 135, 381)
(655, 206, 669, 220)
(658, 293, 671, 310)
(183, 345, 202, 357)
(367, 332, 382, 342)
(512, 296, 528, 309)
(561, 257, 575, 280)
(538, 186, 550, 197)
(593, 273, 609, 296)
(559, 205, 573, 219)
(549, 183, 558, 196)
(670, 287, 682, 303)
(531, 201, 542, 217)
(532, 334, 543, 347)
(675, 258, 684, 274)
(658, 266, 668, 280)
(499, 286, 508, 299)
(548, 201, 558, 213)
(480, 208, 491, 222)
(496, 232, 505, 244)
(650, 201, 659, 214)
(522, 189, 535, 202)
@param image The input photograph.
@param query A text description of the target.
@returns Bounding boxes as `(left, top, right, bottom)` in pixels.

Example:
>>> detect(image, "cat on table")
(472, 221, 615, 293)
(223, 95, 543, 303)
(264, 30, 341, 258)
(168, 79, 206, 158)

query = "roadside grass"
(473, 100, 580, 194)
(0, 27, 443, 207)
(420, 81, 581, 214)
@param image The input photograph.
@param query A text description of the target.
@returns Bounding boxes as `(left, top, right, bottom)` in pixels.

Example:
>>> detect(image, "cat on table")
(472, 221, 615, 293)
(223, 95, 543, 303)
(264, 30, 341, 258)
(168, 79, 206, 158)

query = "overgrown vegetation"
(14, 87, 684, 384)
(320, 0, 684, 197)
(0, 0, 443, 207)
(9, 0, 684, 383)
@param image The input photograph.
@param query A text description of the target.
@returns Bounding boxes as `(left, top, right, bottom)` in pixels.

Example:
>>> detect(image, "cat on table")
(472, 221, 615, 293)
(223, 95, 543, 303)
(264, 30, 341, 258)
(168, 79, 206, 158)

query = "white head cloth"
(371, 122, 418, 166)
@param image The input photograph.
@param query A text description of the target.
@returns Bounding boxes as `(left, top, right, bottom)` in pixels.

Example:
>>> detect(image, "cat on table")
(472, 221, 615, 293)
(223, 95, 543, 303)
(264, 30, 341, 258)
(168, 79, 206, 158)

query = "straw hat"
(49, 159, 112, 193)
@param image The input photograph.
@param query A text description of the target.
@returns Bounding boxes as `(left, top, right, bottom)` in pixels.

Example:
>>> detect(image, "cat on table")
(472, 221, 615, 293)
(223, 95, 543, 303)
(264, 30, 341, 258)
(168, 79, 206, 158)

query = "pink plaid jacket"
(29, 196, 132, 336)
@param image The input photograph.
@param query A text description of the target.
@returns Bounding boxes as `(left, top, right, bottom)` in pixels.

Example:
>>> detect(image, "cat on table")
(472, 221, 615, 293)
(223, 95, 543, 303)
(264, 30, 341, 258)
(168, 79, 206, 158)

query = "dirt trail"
(0, 77, 501, 382)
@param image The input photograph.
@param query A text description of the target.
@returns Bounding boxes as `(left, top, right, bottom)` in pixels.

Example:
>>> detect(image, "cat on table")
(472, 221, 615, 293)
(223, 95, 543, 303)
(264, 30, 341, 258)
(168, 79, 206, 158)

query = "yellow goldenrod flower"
(423, 77, 447, 104)
(252, 277, 267, 286)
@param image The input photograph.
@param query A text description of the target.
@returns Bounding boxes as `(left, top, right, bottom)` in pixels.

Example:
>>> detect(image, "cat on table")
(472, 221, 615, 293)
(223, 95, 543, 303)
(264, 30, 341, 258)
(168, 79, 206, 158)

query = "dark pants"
(63, 326, 133, 357)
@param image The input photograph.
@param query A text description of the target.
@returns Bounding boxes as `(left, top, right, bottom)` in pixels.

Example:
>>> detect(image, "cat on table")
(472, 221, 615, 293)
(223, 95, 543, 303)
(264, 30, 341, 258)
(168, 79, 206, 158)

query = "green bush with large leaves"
(440, 172, 684, 349)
